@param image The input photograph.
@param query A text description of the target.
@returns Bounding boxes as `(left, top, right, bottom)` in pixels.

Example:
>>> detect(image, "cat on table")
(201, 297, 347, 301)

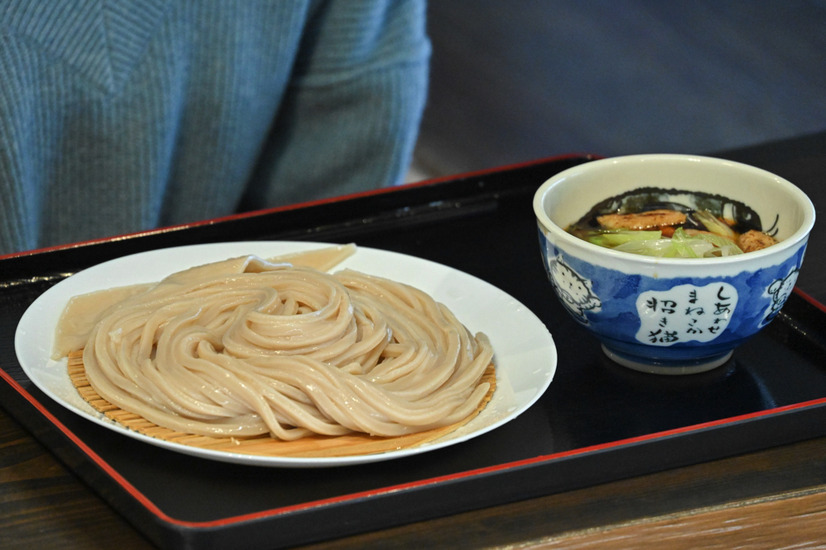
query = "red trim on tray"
(6, 356, 822, 530)
(0, 368, 178, 523)
(0, 153, 595, 262)
(191, 395, 826, 529)
(794, 286, 826, 313)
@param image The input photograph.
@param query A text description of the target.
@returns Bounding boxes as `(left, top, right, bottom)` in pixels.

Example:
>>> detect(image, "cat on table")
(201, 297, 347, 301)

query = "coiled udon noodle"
(60, 255, 493, 441)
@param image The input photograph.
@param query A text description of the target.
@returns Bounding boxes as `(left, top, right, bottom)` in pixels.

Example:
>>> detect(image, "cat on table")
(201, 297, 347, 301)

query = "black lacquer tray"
(2, 154, 825, 549)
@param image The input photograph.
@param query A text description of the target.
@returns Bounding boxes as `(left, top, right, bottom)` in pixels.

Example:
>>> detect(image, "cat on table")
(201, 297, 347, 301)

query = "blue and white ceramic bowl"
(533, 154, 816, 374)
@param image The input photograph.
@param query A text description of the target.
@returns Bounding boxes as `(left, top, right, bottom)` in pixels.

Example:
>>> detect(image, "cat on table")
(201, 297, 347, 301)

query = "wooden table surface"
(3, 132, 826, 549)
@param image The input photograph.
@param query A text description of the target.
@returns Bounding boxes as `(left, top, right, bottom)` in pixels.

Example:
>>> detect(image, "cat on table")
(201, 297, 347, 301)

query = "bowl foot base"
(601, 345, 733, 375)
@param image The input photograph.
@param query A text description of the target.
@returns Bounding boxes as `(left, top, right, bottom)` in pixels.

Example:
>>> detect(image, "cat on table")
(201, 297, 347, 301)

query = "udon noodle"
(53, 248, 493, 441)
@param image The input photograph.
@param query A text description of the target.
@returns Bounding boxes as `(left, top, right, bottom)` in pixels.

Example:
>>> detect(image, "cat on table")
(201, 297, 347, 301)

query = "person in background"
(0, 0, 429, 255)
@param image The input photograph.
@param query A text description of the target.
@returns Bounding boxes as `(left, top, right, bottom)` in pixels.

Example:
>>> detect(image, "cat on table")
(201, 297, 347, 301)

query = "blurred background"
(409, 0, 826, 180)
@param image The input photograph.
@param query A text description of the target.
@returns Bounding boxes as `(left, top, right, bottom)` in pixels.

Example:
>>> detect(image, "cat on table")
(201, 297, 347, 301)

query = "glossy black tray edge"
(3, 314, 825, 550)
(2, 154, 826, 549)
(0, 154, 594, 280)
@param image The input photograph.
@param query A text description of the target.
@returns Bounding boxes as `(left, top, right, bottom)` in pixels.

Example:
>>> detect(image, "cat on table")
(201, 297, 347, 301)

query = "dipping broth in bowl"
(533, 154, 815, 375)
(566, 187, 779, 258)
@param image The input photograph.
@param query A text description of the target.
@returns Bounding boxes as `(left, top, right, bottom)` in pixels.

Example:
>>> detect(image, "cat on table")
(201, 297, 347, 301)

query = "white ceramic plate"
(15, 242, 556, 467)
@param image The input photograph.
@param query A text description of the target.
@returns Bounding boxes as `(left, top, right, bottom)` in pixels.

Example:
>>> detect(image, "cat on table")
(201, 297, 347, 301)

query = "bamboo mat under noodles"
(67, 350, 496, 458)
